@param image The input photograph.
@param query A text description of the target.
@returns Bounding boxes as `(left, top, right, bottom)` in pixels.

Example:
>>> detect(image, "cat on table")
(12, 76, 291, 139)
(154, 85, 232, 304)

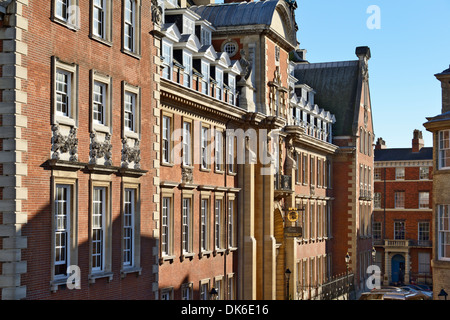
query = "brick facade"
(373, 131, 433, 286)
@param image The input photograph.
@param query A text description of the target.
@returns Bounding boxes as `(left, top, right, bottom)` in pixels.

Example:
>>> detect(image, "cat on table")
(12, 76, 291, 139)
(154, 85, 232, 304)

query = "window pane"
(93, 82, 105, 124)
(124, 92, 135, 131)
(56, 70, 70, 116)
(123, 189, 134, 266)
(124, 0, 134, 50)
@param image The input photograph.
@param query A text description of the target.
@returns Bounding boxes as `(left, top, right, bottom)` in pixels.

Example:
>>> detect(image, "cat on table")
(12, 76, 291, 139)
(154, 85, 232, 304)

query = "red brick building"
(0, 0, 159, 299)
(0, 0, 376, 301)
(373, 130, 433, 286)
(294, 47, 375, 296)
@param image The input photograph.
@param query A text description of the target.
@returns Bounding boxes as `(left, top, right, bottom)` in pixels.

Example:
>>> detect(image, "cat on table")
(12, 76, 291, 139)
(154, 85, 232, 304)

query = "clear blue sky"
(295, 0, 450, 149)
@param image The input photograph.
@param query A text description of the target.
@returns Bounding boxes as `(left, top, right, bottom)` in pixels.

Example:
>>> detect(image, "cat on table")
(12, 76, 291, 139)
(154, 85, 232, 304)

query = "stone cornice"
(375, 160, 433, 168)
(161, 79, 247, 121)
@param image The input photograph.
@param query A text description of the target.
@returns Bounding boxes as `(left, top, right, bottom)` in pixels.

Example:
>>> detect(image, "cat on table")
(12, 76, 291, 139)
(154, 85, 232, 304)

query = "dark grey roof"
(294, 61, 360, 136)
(436, 64, 450, 76)
(374, 147, 433, 162)
(189, 0, 279, 28)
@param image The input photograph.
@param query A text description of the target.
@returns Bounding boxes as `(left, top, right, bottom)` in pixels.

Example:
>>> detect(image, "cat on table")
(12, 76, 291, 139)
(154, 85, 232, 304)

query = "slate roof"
(189, 0, 279, 28)
(293, 61, 360, 136)
(436, 64, 450, 76)
(374, 147, 433, 162)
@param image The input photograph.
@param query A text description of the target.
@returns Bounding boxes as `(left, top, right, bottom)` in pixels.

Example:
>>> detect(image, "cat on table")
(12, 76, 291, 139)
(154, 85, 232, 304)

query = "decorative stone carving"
(51, 124, 78, 162)
(181, 167, 193, 184)
(239, 49, 252, 81)
(151, 0, 162, 26)
(89, 130, 112, 166)
(121, 137, 141, 169)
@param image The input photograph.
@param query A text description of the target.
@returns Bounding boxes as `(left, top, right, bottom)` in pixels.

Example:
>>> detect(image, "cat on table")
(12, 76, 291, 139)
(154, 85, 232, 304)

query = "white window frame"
(215, 68, 223, 101)
(124, 91, 135, 132)
(162, 114, 172, 164)
(55, 69, 71, 119)
(215, 129, 223, 172)
(53, 58, 79, 127)
(439, 130, 450, 170)
(93, 0, 106, 38)
(161, 196, 173, 257)
(183, 120, 192, 167)
(182, 16, 194, 34)
(200, 125, 210, 170)
(228, 199, 236, 248)
(182, 197, 192, 254)
(123, 188, 135, 267)
(200, 198, 210, 252)
(162, 40, 173, 80)
(181, 283, 193, 300)
(183, 51, 192, 88)
(91, 71, 112, 133)
(438, 205, 450, 261)
(419, 192, 429, 209)
(54, 184, 71, 278)
(91, 0, 112, 44)
(93, 81, 106, 126)
(215, 197, 224, 250)
(418, 222, 430, 246)
(419, 167, 429, 180)
(395, 191, 405, 209)
(123, 82, 141, 139)
(395, 167, 405, 180)
(201, 61, 210, 95)
(53, 0, 80, 30)
(92, 186, 106, 272)
(201, 27, 211, 46)
(227, 132, 235, 174)
(394, 221, 405, 240)
(123, 0, 141, 55)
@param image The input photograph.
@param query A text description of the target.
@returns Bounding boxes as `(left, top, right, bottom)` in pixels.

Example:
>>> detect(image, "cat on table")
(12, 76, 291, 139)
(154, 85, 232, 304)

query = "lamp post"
(345, 252, 350, 300)
(285, 268, 291, 300)
(210, 287, 218, 300)
(438, 289, 448, 301)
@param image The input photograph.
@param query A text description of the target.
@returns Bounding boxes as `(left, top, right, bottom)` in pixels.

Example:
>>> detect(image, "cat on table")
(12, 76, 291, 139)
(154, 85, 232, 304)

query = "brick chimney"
(435, 65, 450, 114)
(412, 129, 424, 152)
(375, 137, 386, 150)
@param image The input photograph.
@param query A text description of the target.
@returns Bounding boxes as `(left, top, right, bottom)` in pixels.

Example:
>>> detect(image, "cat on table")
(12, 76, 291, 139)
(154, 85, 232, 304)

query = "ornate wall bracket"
(51, 124, 78, 162)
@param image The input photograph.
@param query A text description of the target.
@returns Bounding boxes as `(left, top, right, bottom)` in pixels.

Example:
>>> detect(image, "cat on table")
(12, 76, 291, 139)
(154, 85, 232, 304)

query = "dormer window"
(162, 40, 173, 80)
(183, 16, 194, 35)
(183, 51, 192, 88)
(201, 28, 211, 46)
(228, 75, 236, 105)
(201, 61, 209, 95)
(215, 68, 223, 101)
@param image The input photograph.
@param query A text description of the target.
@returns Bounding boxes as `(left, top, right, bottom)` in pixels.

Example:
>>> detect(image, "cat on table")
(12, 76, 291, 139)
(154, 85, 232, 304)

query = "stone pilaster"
(0, 0, 28, 300)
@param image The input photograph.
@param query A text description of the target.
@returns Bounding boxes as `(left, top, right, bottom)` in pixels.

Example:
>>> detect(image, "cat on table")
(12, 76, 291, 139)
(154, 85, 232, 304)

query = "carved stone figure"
(51, 124, 78, 162)
(239, 49, 252, 81)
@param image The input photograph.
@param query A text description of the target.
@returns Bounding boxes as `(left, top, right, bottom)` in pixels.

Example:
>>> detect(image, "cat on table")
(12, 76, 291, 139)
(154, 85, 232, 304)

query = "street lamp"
(209, 287, 218, 300)
(372, 247, 376, 263)
(345, 253, 350, 300)
(285, 268, 291, 300)
(438, 289, 448, 301)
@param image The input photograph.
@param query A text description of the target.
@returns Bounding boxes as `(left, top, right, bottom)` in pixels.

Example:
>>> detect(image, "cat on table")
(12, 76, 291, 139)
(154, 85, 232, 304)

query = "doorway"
(391, 254, 405, 285)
